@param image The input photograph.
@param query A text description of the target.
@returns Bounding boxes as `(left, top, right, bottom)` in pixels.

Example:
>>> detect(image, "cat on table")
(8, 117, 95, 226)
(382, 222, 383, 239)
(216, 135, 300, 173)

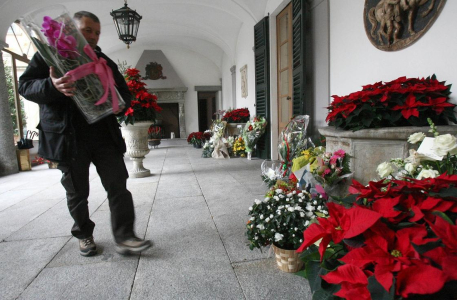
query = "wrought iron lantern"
(110, 0, 142, 48)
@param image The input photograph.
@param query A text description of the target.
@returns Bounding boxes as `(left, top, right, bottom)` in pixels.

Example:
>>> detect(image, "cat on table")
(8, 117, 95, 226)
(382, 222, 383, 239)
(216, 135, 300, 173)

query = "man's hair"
(73, 11, 100, 23)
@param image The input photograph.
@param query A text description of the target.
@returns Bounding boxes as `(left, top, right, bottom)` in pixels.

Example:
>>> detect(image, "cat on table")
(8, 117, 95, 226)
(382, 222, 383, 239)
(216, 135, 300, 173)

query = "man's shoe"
(115, 237, 152, 255)
(79, 236, 97, 257)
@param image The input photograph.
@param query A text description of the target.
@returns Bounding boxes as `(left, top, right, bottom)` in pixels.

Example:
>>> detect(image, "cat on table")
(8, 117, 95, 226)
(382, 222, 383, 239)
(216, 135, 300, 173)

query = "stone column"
(230, 65, 236, 108)
(0, 46, 19, 176)
(179, 102, 186, 138)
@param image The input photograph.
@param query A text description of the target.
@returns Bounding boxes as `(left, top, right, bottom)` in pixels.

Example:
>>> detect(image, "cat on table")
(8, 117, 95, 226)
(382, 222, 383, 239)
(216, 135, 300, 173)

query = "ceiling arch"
(1, 0, 269, 69)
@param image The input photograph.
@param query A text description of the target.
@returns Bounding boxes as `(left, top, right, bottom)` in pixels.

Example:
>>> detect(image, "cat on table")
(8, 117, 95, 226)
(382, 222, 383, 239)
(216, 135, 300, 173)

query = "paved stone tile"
(18, 260, 137, 300)
(0, 237, 69, 300)
(234, 259, 312, 300)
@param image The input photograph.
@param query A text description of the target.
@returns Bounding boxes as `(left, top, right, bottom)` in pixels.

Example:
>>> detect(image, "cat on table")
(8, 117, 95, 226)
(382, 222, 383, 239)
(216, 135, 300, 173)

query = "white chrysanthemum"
(287, 193, 293, 197)
(256, 224, 264, 230)
(306, 212, 314, 217)
(313, 201, 317, 205)
(274, 233, 284, 242)
(292, 234, 295, 237)
(298, 193, 303, 197)
(305, 220, 310, 226)
(286, 198, 290, 202)
(294, 227, 298, 231)
(260, 214, 264, 219)
(267, 205, 271, 209)
(274, 196, 279, 201)
(298, 199, 303, 203)
(270, 214, 274, 219)
(250, 217, 255, 221)
(254, 199, 261, 205)
(249, 207, 253, 211)
(264, 197, 270, 202)
(300, 212, 305, 218)
(275, 189, 283, 194)
(265, 217, 270, 222)
(288, 207, 295, 212)
(292, 190, 297, 194)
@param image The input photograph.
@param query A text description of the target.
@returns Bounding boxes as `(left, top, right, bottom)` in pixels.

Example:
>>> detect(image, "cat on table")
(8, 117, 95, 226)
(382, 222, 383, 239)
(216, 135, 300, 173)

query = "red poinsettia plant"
(118, 68, 162, 125)
(222, 108, 250, 123)
(297, 175, 457, 299)
(326, 75, 457, 131)
(187, 132, 205, 146)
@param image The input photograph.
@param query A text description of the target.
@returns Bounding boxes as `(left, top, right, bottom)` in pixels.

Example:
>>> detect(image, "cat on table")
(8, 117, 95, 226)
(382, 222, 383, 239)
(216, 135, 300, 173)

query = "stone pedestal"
(319, 125, 457, 186)
(121, 122, 152, 178)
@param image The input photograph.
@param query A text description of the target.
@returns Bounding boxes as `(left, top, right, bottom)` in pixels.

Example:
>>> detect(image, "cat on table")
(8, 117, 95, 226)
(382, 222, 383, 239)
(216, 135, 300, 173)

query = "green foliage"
(4, 62, 26, 135)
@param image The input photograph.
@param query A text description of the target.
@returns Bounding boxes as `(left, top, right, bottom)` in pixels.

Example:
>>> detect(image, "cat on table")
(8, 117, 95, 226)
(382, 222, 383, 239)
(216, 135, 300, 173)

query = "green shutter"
(292, 0, 310, 117)
(254, 16, 271, 159)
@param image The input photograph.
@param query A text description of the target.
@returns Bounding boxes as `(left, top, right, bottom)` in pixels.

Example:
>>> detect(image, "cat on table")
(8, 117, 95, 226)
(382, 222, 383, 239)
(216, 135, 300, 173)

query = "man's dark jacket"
(18, 47, 132, 163)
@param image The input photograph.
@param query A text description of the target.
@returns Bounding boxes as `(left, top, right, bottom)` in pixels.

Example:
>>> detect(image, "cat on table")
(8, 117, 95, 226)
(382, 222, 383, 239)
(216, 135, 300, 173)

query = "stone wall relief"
(364, 0, 446, 51)
(240, 64, 248, 98)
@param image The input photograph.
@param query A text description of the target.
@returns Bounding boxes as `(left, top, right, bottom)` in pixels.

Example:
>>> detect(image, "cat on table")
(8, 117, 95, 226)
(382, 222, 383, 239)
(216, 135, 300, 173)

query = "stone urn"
(319, 125, 457, 187)
(121, 122, 152, 178)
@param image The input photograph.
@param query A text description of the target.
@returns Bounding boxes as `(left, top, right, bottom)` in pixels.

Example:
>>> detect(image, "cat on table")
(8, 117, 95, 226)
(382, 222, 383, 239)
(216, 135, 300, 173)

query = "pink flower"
(41, 16, 78, 59)
(334, 149, 345, 158)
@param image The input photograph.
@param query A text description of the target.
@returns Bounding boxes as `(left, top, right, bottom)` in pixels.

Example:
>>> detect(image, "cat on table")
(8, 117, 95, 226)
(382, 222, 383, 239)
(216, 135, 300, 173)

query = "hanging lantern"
(110, 0, 142, 48)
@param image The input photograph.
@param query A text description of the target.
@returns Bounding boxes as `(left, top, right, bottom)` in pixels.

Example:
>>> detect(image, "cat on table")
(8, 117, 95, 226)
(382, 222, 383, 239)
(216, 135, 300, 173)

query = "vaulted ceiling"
(1, 0, 270, 68)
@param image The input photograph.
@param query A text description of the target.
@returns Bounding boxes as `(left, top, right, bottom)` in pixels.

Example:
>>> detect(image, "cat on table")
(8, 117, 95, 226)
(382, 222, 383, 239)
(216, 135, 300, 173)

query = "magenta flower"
(41, 16, 78, 59)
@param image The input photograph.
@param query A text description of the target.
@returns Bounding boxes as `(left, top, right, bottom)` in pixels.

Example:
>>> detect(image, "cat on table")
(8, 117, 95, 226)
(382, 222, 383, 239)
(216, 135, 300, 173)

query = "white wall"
(234, 21, 256, 116)
(221, 53, 234, 110)
(108, 46, 221, 135)
(329, 0, 457, 105)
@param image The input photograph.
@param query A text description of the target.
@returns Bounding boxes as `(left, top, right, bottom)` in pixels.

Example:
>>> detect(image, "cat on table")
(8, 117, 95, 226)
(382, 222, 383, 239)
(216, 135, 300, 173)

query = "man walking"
(18, 11, 151, 256)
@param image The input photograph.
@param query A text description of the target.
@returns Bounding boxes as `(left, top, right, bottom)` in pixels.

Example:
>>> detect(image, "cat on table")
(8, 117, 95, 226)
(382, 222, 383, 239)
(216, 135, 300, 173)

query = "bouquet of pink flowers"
(20, 5, 125, 123)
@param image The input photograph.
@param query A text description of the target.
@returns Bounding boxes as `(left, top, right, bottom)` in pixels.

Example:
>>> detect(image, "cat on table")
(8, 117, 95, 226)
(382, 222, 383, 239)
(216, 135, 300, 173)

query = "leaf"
(306, 260, 327, 293)
(312, 285, 340, 300)
(412, 240, 443, 254)
(340, 194, 357, 206)
(368, 276, 395, 300)
(432, 211, 454, 225)
(430, 187, 457, 199)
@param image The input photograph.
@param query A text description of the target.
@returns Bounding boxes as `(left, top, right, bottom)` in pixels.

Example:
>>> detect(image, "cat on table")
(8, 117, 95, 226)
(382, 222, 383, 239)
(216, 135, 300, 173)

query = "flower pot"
(193, 143, 202, 149)
(121, 122, 151, 178)
(148, 139, 161, 149)
(272, 244, 303, 273)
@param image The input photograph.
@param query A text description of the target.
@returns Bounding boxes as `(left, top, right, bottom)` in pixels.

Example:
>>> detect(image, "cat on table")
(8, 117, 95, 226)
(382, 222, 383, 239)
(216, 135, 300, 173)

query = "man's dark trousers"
(58, 129, 135, 243)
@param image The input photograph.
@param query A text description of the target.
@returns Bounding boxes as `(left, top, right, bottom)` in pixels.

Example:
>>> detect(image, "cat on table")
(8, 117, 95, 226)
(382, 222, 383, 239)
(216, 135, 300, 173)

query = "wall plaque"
(364, 0, 446, 51)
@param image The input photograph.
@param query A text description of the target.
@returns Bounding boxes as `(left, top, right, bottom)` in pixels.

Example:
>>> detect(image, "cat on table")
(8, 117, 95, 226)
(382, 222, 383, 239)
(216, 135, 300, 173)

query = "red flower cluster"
(327, 75, 457, 131)
(118, 68, 162, 125)
(187, 132, 205, 145)
(298, 174, 457, 299)
(222, 108, 250, 123)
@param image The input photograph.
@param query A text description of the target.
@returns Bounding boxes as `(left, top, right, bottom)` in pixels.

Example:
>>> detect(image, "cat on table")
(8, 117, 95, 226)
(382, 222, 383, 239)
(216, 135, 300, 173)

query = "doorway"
(276, 3, 293, 132)
(198, 92, 216, 132)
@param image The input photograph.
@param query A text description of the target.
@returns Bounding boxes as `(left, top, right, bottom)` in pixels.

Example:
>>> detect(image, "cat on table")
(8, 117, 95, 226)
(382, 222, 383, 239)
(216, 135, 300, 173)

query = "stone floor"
(0, 139, 312, 300)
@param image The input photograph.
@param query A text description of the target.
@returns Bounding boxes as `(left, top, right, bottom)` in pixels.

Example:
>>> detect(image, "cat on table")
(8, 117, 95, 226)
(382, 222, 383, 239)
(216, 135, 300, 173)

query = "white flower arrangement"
(246, 180, 328, 250)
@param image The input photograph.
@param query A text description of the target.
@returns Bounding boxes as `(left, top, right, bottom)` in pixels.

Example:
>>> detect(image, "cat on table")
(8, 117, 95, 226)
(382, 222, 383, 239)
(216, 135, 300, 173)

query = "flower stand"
(121, 122, 151, 178)
(272, 244, 303, 273)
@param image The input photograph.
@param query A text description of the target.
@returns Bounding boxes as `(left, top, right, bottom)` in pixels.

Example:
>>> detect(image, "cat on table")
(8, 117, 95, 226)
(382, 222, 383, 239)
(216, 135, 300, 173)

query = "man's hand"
(50, 66, 76, 97)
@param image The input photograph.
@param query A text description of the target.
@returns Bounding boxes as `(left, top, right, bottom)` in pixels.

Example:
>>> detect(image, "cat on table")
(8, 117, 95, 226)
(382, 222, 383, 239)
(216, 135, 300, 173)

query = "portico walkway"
(0, 139, 312, 300)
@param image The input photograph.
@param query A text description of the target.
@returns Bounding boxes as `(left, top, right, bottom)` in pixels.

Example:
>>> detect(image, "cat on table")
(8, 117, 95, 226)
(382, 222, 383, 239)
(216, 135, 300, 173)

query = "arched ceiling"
(0, 0, 270, 69)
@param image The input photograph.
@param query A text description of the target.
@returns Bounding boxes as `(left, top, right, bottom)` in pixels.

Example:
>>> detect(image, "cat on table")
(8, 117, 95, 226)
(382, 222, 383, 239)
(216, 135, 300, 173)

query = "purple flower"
(41, 16, 78, 59)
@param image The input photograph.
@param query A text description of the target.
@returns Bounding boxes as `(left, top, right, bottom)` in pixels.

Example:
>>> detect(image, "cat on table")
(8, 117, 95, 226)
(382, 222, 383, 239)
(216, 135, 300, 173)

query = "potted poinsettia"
(297, 131, 457, 299)
(187, 132, 205, 148)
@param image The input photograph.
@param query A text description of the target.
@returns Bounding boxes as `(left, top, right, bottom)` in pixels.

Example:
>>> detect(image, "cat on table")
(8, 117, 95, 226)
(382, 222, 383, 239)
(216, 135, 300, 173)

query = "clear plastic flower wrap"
(242, 116, 267, 154)
(20, 4, 125, 124)
(260, 159, 283, 188)
(278, 115, 310, 177)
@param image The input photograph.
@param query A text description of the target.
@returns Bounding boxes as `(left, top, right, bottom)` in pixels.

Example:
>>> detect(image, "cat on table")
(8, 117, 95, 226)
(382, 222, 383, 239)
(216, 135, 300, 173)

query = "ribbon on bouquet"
(65, 44, 119, 112)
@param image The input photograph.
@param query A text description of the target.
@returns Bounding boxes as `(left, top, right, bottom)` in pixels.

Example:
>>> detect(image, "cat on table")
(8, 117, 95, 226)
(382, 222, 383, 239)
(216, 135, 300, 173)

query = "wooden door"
(277, 3, 293, 132)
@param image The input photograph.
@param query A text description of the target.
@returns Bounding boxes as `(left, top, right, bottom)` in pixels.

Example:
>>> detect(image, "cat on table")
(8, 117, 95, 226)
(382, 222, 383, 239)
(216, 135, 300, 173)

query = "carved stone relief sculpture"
(240, 64, 248, 98)
(364, 0, 446, 51)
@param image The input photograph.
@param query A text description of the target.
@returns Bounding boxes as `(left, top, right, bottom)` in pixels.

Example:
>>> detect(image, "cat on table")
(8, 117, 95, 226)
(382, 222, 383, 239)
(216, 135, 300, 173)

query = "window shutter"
(292, 0, 310, 116)
(254, 16, 270, 159)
